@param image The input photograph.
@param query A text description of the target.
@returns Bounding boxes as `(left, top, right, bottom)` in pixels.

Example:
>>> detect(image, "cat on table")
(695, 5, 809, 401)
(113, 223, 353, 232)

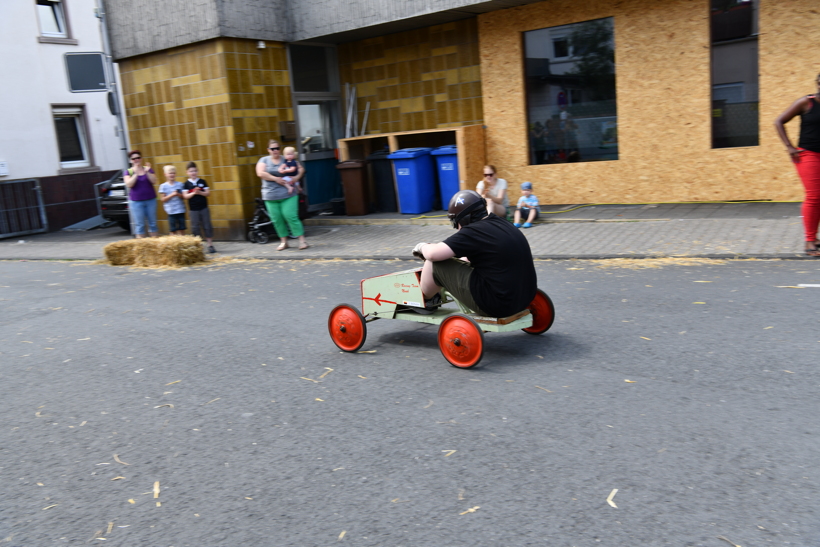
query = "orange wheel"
(328, 304, 367, 352)
(438, 314, 484, 368)
(523, 288, 555, 335)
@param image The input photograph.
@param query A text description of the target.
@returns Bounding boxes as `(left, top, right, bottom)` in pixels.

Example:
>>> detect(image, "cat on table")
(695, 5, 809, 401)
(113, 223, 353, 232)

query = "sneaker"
(409, 292, 442, 315)
(513, 222, 522, 228)
(522, 222, 533, 228)
(208, 245, 216, 253)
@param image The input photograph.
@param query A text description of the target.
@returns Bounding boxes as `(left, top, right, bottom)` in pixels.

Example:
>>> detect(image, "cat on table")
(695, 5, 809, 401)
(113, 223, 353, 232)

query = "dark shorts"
(516, 207, 539, 221)
(432, 258, 488, 315)
(168, 213, 186, 232)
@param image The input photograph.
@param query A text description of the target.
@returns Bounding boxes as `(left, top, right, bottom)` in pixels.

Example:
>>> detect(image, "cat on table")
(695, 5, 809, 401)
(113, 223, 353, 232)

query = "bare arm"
(490, 186, 506, 205)
(256, 161, 287, 185)
(123, 169, 137, 188)
(420, 242, 456, 262)
(160, 190, 180, 203)
(775, 96, 810, 162)
(144, 165, 157, 184)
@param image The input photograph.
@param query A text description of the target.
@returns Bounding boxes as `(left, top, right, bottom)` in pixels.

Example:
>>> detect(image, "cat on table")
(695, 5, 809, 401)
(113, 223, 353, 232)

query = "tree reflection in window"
(524, 17, 617, 165)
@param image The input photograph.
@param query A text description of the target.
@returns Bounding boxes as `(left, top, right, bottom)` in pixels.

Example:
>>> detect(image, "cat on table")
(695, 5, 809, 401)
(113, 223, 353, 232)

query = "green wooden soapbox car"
(328, 264, 555, 368)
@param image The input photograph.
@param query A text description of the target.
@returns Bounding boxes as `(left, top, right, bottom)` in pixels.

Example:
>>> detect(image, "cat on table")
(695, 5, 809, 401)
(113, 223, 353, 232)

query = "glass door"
(297, 101, 342, 161)
(289, 44, 344, 210)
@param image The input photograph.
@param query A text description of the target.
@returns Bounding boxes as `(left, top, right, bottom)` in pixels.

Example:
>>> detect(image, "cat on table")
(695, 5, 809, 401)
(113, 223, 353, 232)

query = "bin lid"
(336, 159, 367, 169)
(430, 145, 458, 155)
(366, 148, 391, 160)
(387, 147, 433, 159)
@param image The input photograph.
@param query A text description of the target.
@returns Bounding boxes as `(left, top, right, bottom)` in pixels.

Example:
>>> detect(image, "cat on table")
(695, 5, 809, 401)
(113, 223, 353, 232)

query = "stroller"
(247, 198, 277, 244)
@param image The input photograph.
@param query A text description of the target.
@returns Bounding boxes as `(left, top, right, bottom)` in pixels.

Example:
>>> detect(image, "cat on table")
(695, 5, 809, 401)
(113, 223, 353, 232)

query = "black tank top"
(798, 95, 820, 153)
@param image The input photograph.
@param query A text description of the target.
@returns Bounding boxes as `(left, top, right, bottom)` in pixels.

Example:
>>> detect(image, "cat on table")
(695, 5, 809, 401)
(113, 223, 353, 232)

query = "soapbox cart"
(327, 265, 555, 368)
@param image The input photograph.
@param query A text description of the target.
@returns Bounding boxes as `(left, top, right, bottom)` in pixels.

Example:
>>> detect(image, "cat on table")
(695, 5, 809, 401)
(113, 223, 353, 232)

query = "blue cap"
(521, 182, 533, 190)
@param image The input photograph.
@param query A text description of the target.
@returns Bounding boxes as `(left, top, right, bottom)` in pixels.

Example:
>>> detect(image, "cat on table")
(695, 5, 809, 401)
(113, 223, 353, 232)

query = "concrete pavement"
(0, 202, 810, 260)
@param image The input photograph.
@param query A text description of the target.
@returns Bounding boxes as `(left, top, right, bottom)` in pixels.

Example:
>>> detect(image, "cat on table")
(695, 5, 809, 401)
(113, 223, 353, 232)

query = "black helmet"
(447, 190, 486, 229)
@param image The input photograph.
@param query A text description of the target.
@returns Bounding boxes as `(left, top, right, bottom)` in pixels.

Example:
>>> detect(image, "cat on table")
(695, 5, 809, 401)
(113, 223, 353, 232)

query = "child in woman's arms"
(278, 146, 301, 194)
(513, 181, 540, 229)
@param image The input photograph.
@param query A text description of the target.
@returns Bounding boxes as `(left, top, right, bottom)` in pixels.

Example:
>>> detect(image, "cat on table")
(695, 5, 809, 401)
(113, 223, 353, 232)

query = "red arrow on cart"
(363, 293, 396, 306)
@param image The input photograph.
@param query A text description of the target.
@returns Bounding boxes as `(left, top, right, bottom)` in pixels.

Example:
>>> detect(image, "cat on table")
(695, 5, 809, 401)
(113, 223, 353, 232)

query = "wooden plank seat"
(470, 309, 530, 325)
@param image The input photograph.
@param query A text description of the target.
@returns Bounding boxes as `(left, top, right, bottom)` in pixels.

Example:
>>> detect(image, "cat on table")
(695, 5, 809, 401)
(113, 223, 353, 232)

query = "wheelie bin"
(366, 149, 397, 213)
(430, 145, 460, 205)
(335, 160, 369, 216)
(386, 147, 435, 214)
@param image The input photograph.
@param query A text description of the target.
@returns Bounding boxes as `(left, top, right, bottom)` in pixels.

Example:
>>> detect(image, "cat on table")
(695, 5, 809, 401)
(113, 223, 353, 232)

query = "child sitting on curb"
(513, 181, 540, 229)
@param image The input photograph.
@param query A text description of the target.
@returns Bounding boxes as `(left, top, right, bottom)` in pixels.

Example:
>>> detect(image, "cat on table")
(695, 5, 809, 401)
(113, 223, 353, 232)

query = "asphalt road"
(1, 258, 818, 546)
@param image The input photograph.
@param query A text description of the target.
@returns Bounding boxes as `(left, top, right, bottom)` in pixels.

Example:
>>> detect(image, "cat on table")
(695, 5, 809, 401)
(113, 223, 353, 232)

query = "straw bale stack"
(103, 236, 206, 267)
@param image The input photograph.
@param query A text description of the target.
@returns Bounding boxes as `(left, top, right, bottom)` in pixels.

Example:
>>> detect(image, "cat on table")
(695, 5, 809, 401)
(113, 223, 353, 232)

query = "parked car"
(99, 171, 131, 231)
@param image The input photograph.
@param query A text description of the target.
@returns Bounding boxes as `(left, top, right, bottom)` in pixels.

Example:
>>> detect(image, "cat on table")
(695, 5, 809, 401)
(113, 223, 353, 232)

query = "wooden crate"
(337, 125, 486, 200)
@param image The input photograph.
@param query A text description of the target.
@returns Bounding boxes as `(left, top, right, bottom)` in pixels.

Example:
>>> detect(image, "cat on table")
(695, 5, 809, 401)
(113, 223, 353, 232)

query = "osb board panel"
(338, 19, 483, 133)
(457, 124, 486, 190)
(478, 0, 819, 203)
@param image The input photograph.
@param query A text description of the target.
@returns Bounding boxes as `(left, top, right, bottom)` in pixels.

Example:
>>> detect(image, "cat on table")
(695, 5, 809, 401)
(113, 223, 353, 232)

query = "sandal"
(805, 242, 820, 257)
(298, 243, 310, 250)
(277, 243, 289, 251)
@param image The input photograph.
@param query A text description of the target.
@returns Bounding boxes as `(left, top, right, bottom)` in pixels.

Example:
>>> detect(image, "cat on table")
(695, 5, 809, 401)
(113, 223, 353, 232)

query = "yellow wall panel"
(338, 18, 482, 133)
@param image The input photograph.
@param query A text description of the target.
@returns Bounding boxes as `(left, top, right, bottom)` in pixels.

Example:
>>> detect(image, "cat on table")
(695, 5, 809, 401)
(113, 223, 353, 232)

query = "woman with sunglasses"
(256, 140, 308, 250)
(123, 150, 158, 238)
(475, 165, 508, 217)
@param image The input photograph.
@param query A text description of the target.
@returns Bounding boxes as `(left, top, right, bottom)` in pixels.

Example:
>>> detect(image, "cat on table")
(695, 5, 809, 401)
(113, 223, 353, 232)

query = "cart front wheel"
(247, 230, 258, 243)
(438, 314, 484, 369)
(522, 288, 555, 335)
(328, 304, 367, 352)
(256, 231, 270, 245)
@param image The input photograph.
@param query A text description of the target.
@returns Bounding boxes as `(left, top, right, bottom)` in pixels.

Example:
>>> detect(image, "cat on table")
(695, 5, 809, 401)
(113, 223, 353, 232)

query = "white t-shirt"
(476, 178, 509, 208)
(159, 181, 186, 215)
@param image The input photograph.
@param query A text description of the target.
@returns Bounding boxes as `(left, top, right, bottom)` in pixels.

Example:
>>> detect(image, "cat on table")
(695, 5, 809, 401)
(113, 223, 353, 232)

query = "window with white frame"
(37, 0, 68, 38)
(53, 107, 91, 169)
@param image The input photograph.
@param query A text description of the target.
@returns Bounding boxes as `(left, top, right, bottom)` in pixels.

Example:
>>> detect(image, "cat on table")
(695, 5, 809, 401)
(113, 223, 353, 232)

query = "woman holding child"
(256, 139, 308, 251)
(476, 164, 508, 217)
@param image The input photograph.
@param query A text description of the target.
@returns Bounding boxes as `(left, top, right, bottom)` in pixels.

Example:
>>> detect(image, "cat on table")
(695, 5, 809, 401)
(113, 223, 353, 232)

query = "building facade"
(104, 0, 819, 239)
(0, 0, 126, 234)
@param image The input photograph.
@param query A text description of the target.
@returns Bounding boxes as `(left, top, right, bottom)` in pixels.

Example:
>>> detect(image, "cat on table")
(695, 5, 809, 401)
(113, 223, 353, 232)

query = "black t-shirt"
(799, 96, 820, 153)
(183, 179, 209, 211)
(443, 214, 537, 317)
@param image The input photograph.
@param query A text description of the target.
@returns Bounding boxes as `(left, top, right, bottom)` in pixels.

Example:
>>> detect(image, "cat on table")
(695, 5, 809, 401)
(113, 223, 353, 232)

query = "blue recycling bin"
(387, 147, 436, 214)
(430, 145, 460, 206)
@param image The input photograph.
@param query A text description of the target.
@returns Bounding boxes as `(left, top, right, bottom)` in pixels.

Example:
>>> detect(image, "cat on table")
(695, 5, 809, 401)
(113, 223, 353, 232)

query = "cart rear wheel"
(247, 230, 258, 243)
(256, 231, 269, 245)
(328, 304, 367, 352)
(438, 314, 484, 368)
(522, 288, 555, 335)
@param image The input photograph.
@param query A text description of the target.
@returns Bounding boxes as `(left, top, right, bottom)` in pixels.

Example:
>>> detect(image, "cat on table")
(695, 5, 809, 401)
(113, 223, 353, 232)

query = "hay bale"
(103, 236, 206, 267)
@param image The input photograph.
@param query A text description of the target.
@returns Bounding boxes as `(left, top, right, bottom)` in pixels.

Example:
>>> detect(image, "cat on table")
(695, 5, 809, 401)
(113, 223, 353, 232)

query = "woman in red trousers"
(775, 73, 820, 256)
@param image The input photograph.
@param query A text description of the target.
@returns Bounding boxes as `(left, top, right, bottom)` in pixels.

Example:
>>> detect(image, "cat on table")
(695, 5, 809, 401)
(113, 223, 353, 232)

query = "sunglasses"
(484, 173, 494, 177)
(131, 156, 141, 160)
(269, 147, 280, 151)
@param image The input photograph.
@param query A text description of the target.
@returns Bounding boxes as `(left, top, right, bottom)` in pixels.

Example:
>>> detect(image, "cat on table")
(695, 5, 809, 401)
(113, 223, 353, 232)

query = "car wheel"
(117, 221, 131, 231)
